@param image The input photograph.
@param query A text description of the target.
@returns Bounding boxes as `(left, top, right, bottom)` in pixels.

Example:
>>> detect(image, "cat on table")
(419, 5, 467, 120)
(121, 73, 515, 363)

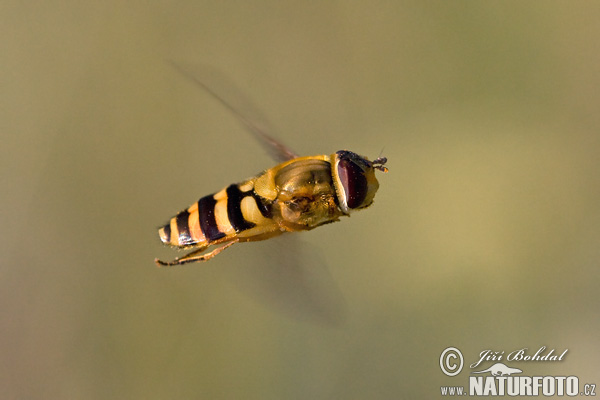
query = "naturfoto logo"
(438, 346, 595, 397)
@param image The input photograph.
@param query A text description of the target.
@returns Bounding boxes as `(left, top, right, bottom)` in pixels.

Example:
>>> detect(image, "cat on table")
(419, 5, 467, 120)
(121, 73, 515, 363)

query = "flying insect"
(155, 66, 387, 267)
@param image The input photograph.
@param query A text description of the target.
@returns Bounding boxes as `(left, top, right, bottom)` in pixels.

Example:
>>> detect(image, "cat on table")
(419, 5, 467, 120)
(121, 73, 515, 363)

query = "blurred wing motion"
(227, 236, 347, 325)
(167, 62, 298, 162)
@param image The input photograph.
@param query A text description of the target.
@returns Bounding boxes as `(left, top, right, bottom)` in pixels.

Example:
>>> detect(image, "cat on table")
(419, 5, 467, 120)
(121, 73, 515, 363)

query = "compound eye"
(337, 158, 368, 210)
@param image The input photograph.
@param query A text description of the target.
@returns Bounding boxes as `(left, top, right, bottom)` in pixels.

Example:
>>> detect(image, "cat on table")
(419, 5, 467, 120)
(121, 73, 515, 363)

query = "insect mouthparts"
(372, 157, 389, 173)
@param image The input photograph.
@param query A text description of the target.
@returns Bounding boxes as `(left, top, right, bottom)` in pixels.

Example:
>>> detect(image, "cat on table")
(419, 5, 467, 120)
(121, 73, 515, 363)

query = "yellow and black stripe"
(158, 183, 274, 248)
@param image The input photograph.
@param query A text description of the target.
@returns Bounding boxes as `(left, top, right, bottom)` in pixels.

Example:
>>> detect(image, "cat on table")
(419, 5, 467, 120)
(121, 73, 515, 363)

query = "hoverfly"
(155, 65, 388, 267)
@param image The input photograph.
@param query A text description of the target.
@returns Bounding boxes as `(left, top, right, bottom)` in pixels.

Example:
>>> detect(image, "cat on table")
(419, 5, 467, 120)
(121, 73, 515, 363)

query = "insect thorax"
(264, 157, 342, 230)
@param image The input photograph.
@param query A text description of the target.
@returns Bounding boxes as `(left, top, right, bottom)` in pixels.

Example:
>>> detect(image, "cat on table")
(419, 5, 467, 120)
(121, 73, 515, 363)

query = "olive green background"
(2, 1, 599, 399)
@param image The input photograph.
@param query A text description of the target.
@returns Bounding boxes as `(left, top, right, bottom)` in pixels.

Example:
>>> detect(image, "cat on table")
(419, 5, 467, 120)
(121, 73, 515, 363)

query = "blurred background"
(2, 1, 599, 398)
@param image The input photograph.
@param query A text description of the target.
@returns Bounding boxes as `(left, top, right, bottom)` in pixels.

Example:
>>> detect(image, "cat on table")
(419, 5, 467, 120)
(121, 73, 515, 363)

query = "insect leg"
(154, 239, 239, 267)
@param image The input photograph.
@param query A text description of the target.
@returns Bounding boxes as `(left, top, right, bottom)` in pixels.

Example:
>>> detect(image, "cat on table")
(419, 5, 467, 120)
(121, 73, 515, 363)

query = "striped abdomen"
(159, 182, 275, 248)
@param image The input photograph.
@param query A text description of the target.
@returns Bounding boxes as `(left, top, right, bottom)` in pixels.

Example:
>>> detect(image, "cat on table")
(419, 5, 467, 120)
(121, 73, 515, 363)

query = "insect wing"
(169, 62, 298, 162)
(226, 236, 347, 325)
